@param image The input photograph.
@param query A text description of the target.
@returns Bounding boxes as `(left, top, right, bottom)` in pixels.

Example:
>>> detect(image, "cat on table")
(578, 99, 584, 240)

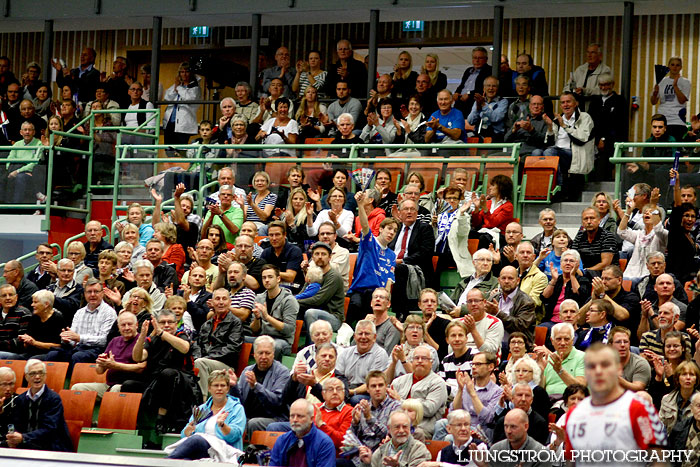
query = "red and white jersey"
(564, 390, 667, 466)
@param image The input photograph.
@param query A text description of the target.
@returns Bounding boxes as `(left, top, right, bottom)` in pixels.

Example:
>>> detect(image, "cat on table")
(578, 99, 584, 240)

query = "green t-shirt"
(204, 204, 244, 244)
(543, 347, 585, 395)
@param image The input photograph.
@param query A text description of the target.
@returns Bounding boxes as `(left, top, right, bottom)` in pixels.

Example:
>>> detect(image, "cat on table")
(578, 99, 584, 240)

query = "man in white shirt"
(44, 278, 117, 367)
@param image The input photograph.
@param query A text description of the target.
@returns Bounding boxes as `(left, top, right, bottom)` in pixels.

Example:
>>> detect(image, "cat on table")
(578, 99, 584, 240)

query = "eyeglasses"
(158, 320, 176, 325)
(0, 381, 14, 387)
(412, 356, 431, 362)
(27, 371, 46, 377)
(466, 299, 483, 304)
(323, 387, 344, 393)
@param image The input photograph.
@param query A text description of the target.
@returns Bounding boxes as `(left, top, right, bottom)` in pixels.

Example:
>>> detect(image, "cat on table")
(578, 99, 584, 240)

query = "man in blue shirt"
(426, 89, 467, 143)
(346, 191, 399, 327)
(467, 76, 509, 142)
(270, 398, 335, 467)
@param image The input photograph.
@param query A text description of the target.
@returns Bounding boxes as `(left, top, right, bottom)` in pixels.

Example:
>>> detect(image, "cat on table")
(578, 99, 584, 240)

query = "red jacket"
(354, 207, 387, 237)
(471, 199, 514, 234)
(163, 243, 186, 280)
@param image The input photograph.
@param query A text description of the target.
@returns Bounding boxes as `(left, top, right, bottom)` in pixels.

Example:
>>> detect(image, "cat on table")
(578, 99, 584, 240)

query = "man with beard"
(270, 398, 335, 467)
(483, 266, 536, 345)
(215, 234, 267, 293)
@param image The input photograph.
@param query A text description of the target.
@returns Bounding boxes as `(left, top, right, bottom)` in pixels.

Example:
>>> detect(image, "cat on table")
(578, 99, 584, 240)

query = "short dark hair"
(490, 175, 513, 201)
(602, 265, 623, 278)
(650, 113, 667, 126)
(563, 383, 589, 402)
(261, 264, 280, 276)
(267, 220, 287, 236)
(365, 370, 387, 386)
(590, 299, 614, 322)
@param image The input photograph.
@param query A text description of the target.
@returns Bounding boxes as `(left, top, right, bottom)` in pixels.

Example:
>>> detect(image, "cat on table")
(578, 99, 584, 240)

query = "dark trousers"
(347, 289, 375, 328)
(392, 263, 418, 321)
(45, 344, 104, 369)
(167, 434, 211, 460)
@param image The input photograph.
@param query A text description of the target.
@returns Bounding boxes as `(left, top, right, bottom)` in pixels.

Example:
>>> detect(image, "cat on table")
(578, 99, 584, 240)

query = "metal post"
(620, 2, 634, 108)
(41, 20, 53, 84)
(492, 6, 504, 71)
(367, 9, 380, 95)
(249, 13, 261, 91)
(150, 16, 162, 106)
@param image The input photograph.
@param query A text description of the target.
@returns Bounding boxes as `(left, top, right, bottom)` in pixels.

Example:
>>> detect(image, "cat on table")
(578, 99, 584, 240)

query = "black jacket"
(387, 220, 436, 278)
(57, 65, 101, 104)
(180, 289, 213, 331)
(48, 281, 84, 324)
(588, 92, 628, 145)
(542, 275, 591, 323)
(153, 262, 178, 292)
(491, 408, 549, 445)
(192, 312, 243, 367)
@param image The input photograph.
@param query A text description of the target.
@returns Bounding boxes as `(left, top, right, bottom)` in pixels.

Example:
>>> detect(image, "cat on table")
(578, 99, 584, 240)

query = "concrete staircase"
(521, 181, 616, 240)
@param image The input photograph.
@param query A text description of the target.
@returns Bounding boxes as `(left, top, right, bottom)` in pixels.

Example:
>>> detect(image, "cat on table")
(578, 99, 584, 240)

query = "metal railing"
(611, 141, 700, 201)
(110, 142, 523, 231)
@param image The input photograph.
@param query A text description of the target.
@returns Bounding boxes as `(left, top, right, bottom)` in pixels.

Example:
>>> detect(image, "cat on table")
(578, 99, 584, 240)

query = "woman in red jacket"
(471, 174, 515, 236)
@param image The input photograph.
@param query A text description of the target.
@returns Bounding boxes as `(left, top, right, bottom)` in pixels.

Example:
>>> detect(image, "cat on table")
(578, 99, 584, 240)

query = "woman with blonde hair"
(401, 399, 425, 442)
(590, 191, 618, 235)
(294, 86, 326, 140)
(121, 222, 146, 264)
(391, 51, 418, 100)
(283, 187, 313, 249)
(421, 53, 447, 91)
(65, 241, 94, 285)
(154, 222, 186, 280)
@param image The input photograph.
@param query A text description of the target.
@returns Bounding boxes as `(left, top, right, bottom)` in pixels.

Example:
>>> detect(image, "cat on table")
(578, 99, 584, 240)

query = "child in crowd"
(294, 265, 323, 299)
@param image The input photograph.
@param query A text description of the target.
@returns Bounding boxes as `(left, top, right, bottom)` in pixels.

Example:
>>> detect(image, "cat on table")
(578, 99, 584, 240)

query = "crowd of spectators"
(1, 36, 700, 464)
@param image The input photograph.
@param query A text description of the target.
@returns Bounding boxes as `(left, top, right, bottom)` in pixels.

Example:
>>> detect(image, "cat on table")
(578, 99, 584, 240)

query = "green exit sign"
(190, 26, 210, 38)
(402, 21, 424, 32)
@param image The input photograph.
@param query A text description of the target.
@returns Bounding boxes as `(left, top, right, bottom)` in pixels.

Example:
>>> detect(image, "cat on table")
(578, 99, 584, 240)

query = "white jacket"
(547, 109, 595, 174)
(162, 80, 201, 134)
(564, 63, 613, 97)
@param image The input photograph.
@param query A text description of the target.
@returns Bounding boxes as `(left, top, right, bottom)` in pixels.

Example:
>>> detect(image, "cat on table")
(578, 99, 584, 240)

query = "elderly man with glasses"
(0, 359, 72, 451)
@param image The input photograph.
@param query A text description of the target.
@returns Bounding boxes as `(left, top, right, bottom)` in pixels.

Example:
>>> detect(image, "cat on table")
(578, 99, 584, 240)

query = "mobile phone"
(7, 424, 14, 434)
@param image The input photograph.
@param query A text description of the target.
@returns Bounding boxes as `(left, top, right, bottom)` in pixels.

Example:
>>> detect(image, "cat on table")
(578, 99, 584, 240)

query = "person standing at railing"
(123, 81, 156, 181)
(0, 121, 42, 205)
(162, 62, 201, 157)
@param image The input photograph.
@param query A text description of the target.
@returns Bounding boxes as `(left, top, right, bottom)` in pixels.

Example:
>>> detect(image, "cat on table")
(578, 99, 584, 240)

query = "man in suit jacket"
(484, 266, 536, 345)
(453, 47, 492, 115)
(387, 199, 435, 319)
(55, 47, 101, 105)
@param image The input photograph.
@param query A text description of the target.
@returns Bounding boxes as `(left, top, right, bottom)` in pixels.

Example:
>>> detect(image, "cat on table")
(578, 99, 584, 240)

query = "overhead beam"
(367, 9, 380, 95)
(620, 1, 634, 108)
(492, 5, 504, 72)
(249, 13, 261, 91)
(150, 16, 162, 106)
(41, 20, 53, 85)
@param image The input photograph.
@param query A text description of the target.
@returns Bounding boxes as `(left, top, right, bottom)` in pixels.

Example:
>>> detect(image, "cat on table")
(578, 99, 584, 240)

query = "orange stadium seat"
(60, 389, 97, 429)
(96, 392, 142, 430)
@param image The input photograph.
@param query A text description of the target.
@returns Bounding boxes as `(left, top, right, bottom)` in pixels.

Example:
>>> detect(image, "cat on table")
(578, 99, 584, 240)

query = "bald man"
(483, 265, 536, 345)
